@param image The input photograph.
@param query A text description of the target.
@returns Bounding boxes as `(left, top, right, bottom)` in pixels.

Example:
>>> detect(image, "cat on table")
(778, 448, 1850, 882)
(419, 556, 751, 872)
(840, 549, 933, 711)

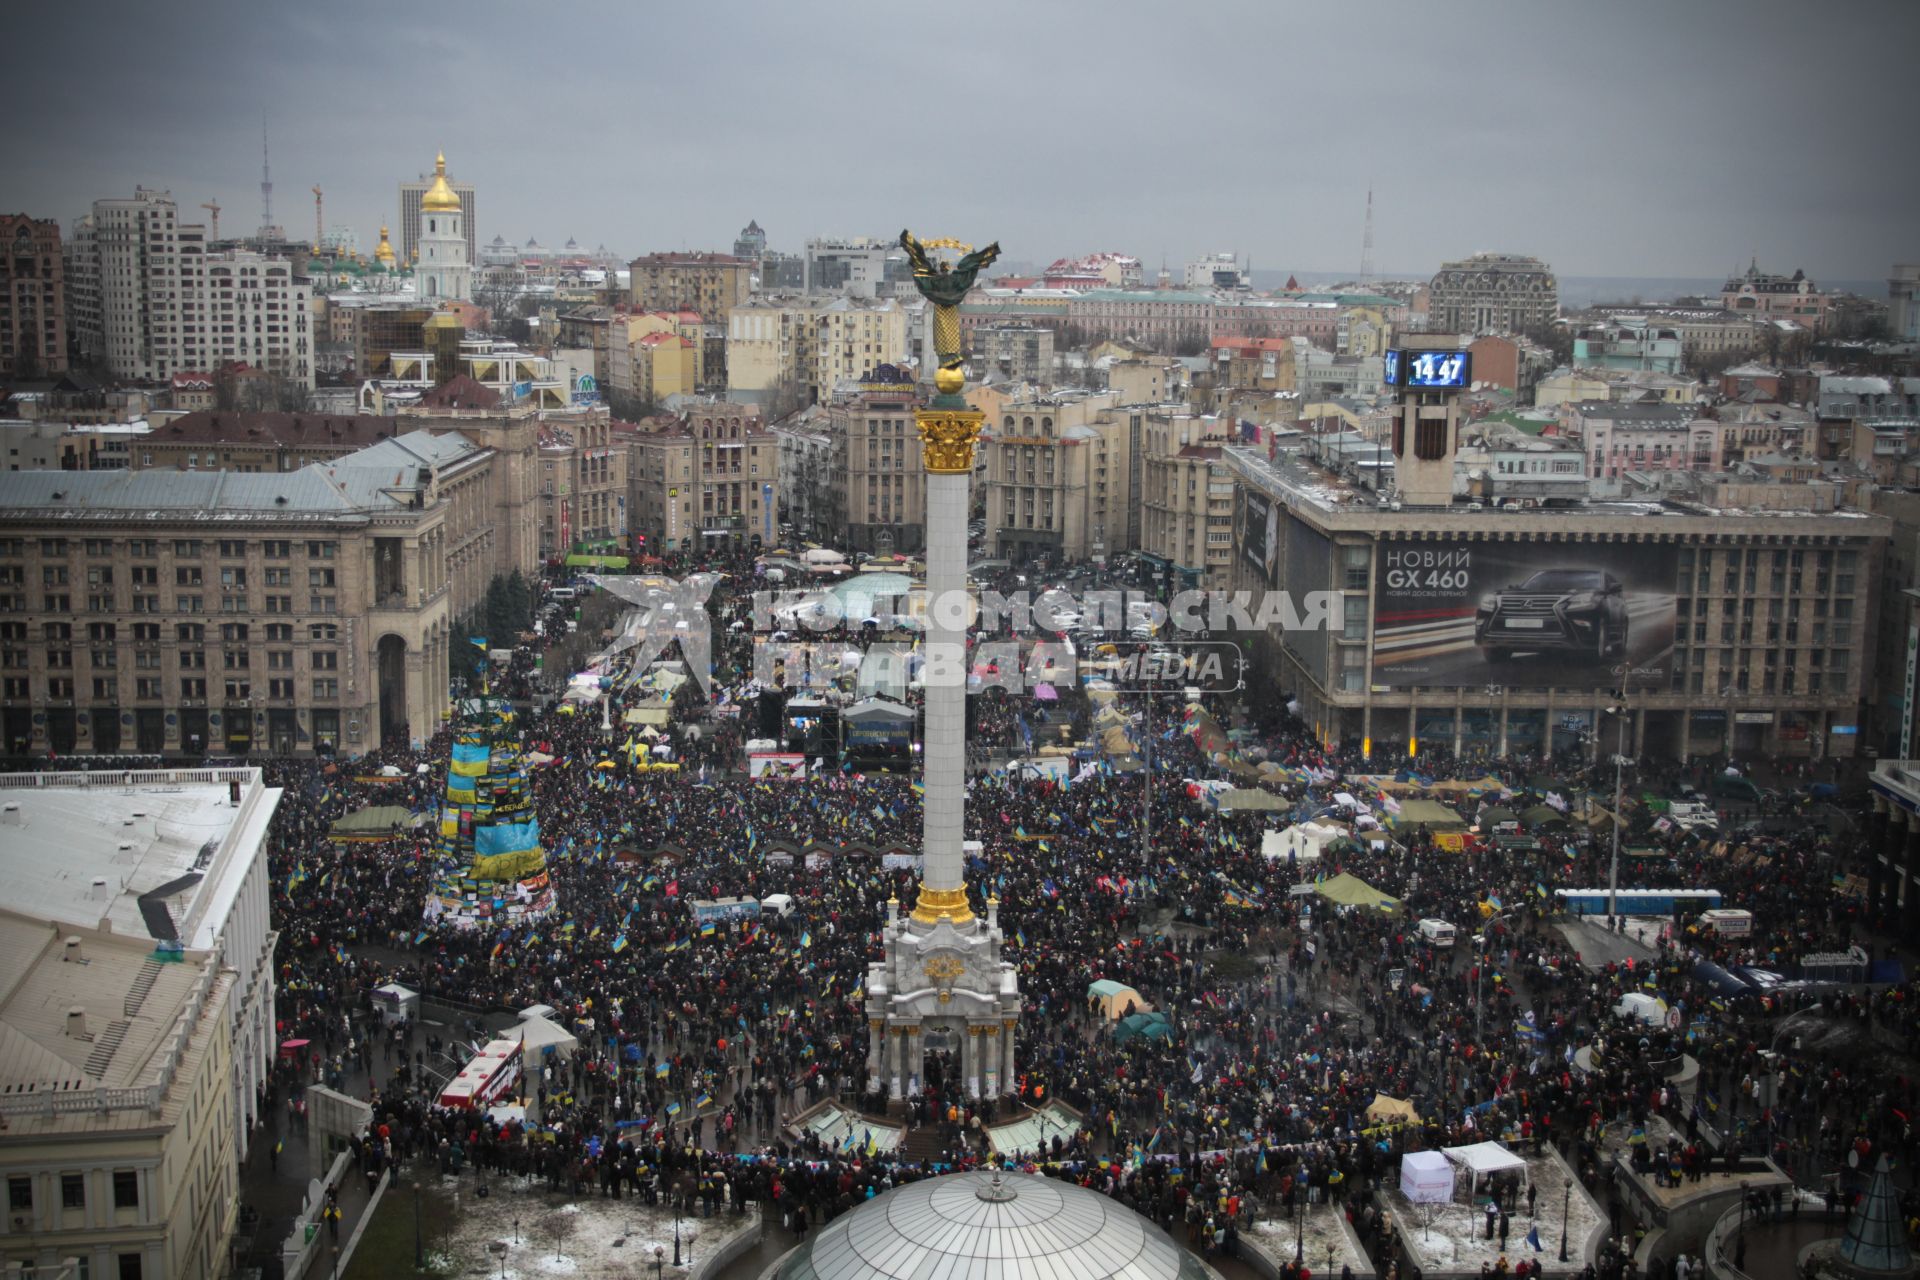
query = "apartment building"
(813, 299, 909, 405)
(971, 324, 1055, 385)
(771, 411, 835, 540)
(726, 298, 819, 409)
(131, 411, 400, 472)
(73, 192, 312, 388)
(0, 214, 68, 378)
(64, 215, 101, 366)
(1426, 252, 1558, 336)
(627, 252, 751, 318)
(536, 412, 628, 559)
(829, 372, 924, 554)
(1140, 408, 1235, 588)
(624, 401, 776, 552)
(980, 389, 1134, 565)
(1564, 401, 1720, 480)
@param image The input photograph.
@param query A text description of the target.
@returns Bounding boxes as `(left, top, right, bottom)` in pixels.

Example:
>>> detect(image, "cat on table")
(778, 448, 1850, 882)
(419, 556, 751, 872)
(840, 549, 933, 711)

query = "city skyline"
(7, 0, 1915, 284)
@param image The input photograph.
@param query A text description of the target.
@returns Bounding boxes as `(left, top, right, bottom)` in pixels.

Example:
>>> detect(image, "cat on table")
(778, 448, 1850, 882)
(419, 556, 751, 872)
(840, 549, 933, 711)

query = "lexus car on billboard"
(1371, 543, 1676, 688)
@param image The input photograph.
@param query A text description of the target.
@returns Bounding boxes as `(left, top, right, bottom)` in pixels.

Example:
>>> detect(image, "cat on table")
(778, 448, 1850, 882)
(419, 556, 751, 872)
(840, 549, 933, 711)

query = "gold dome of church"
(374, 224, 396, 266)
(421, 152, 460, 212)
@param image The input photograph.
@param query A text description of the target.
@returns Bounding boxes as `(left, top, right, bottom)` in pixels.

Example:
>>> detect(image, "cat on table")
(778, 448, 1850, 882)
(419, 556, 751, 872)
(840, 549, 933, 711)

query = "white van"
(760, 893, 795, 918)
(1613, 992, 1669, 1026)
(1699, 908, 1754, 938)
(549, 587, 578, 601)
(1417, 918, 1456, 948)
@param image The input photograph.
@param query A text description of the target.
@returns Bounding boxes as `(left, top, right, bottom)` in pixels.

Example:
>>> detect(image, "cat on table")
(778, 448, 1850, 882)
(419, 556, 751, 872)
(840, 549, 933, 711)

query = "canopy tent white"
(1261, 821, 1344, 863)
(1441, 1141, 1529, 1193)
(1400, 1150, 1455, 1204)
(507, 1014, 580, 1058)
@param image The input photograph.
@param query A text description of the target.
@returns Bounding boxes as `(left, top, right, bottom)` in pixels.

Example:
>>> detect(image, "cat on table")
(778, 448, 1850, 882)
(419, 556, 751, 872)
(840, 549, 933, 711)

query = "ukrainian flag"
(655, 1061, 671, 1078)
(612, 935, 629, 954)
(699, 921, 716, 938)
(695, 1092, 712, 1110)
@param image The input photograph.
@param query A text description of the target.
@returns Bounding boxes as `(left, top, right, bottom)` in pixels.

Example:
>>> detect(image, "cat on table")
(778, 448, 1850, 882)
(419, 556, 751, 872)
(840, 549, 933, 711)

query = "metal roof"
(0, 429, 479, 522)
(776, 1170, 1211, 1280)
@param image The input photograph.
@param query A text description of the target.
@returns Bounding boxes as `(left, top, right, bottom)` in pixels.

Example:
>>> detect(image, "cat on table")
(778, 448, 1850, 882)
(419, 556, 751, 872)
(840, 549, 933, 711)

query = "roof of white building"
(0, 769, 279, 950)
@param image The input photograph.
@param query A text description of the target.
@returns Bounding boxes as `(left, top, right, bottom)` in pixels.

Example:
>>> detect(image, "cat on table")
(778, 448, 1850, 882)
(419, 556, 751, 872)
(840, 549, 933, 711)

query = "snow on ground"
(1250, 1202, 1370, 1277)
(1387, 1149, 1607, 1276)
(421, 1177, 758, 1280)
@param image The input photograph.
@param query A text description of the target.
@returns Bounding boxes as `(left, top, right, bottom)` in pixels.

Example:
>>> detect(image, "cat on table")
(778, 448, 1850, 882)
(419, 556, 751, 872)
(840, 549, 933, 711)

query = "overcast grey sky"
(8, 0, 1914, 284)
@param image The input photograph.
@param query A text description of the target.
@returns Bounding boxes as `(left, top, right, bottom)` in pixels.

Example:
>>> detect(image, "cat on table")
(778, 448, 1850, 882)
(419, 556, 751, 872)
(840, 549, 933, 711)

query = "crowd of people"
(255, 558, 1920, 1277)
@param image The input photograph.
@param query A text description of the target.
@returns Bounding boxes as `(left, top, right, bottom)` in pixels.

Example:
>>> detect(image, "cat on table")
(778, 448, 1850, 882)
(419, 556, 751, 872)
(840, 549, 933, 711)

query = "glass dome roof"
(776, 1170, 1212, 1280)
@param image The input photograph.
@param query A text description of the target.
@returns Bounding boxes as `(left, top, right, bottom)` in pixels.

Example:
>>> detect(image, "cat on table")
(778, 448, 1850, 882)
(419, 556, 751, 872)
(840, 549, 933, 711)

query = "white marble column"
(919, 469, 970, 907)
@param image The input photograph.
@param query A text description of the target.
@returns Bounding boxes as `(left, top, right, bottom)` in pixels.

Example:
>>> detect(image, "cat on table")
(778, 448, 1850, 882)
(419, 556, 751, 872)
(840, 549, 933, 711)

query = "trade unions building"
(1226, 344, 1889, 763)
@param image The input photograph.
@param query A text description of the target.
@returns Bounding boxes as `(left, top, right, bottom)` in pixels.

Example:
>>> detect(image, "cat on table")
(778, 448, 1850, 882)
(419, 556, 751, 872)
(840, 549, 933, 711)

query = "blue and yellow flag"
(655, 1061, 671, 1078)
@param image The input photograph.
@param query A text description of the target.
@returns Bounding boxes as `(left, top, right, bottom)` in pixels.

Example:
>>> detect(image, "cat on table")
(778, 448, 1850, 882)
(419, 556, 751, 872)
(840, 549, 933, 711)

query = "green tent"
(1314, 871, 1402, 913)
(1388, 798, 1467, 831)
(1113, 1011, 1175, 1044)
(1521, 804, 1569, 830)
(565, 554, 629, 569)
(329, 805, 418, 842)
(1212, 788, 1287, 813)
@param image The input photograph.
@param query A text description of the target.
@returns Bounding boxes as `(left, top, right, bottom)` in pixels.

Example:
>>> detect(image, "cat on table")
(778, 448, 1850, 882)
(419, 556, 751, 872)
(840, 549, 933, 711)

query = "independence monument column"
(863, 230, 1021, 1102)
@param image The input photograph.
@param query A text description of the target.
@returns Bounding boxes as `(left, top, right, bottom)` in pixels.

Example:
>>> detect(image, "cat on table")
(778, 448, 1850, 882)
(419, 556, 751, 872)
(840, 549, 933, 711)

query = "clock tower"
(1385, 337, 1471, 508)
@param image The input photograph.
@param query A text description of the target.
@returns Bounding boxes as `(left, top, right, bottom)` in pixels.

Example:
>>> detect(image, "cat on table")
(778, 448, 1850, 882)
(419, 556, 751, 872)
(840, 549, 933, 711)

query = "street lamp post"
(651, 1242, 666, 1280)
(1559, 1182, 1571, 1261)
(1295, 1196, 1304, 1264)
(673, 1204, 683, 1267)
(1473, 912, 1512, 1040)
(413, 1181, 423, 1271)
(1607, 699, 1629, 922)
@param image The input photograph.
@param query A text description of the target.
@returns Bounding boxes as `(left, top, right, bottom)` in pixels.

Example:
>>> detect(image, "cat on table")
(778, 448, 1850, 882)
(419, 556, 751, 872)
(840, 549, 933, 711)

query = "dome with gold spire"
(421, 152, 461, 212)
(374, 224, 396, 267)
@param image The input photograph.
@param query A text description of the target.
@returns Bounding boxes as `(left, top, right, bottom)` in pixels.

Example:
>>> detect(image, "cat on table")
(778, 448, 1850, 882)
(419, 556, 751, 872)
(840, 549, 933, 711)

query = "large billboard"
(1371, 542, 1675, 688)
(1242, 490, 1273, 576)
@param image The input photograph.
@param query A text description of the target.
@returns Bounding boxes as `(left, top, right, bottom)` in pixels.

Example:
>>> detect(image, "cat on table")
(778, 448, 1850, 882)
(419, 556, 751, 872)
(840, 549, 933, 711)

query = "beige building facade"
(813, 299, 909, 405)
(537, 411, 628, 559)
(830, 375, 925, 554)
(624, 401, 778, 552)
(726, 298, 819, 409)
(0, 909, 237, 1280)
(981, 390, 1134, 565)
(0, 429, 515, 758)
(627, 252, 752, 318)
(1140, 409, 1234, 587)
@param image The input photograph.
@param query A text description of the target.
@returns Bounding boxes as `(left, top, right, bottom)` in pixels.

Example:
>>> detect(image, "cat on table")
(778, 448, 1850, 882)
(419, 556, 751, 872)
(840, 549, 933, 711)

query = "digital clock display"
(1386, 349, 1471, 389)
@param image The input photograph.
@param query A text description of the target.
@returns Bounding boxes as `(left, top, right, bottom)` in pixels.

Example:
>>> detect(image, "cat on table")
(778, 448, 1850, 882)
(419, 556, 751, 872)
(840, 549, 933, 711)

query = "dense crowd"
(256, 561, 1920, 1277)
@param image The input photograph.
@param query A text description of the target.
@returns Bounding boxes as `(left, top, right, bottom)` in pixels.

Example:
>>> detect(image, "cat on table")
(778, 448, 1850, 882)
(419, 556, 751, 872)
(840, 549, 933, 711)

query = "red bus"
(438, 1039, 522, 1111)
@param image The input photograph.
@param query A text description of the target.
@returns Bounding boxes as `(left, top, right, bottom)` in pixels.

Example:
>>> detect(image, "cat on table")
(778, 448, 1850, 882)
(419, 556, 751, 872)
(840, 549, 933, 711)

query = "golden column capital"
(910, 885, 975, 927)
(916, 408, 985, 475)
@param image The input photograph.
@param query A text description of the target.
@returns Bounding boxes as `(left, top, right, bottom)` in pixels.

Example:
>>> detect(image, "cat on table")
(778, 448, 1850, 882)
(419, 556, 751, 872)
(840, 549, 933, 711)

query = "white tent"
(1442, 1141, 1529, 1192)
(1261, 821, 1345, 863)
(1400, 1150, 1455, 1204)
(507, 1014, 580, 1059)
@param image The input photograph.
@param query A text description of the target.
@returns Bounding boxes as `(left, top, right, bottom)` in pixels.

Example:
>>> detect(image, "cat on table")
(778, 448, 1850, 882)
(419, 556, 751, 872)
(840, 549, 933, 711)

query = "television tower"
(256, 120, 284, 242)
(1359, 186, 1375, 282)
